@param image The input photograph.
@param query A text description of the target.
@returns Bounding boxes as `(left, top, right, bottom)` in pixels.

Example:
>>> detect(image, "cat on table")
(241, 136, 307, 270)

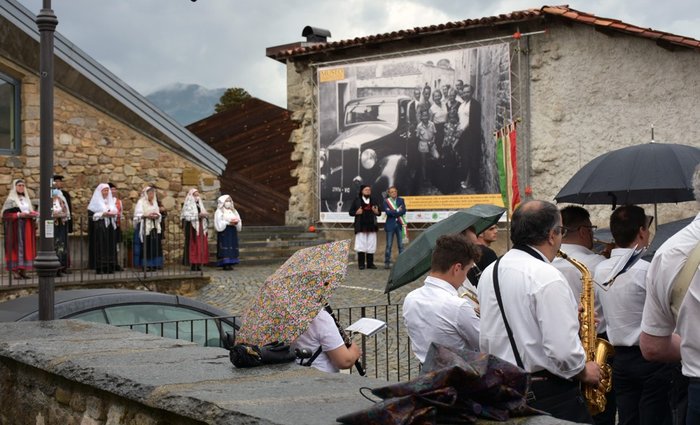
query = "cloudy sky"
(15, 0, 700, 108)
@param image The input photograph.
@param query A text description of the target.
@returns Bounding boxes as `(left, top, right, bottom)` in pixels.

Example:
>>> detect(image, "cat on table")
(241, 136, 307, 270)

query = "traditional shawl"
(180, 188, 208, 235)
(214, 195, 242, 233)
(2, 179, 35, 215)
(134, 186, 162, 242)
(87, 183, 117, 228)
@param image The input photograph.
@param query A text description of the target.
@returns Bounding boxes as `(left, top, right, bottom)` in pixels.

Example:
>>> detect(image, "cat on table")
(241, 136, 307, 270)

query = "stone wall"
(0, 57, 221, 226)
(285, 60, 317, 226)
(0, 358, 203, 425)
(0, 320, 572, 425)
(283, 23, 700, 227)
(527, 25, 700, 226)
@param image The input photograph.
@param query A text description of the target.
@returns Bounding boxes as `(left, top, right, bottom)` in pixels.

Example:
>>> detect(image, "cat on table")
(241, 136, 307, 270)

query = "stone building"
(267, 6, 700, 228)
(0, 0, 226, 220)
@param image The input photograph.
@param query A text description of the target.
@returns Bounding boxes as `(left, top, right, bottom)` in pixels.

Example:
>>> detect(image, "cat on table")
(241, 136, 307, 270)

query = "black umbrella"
(555, 143, 700, 206)
(643, 216, 694, 260)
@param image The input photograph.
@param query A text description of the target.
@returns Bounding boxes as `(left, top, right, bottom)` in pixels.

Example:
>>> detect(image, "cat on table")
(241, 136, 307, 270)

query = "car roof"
(0, 288, 233, 322)
(346, 95, 410, 105)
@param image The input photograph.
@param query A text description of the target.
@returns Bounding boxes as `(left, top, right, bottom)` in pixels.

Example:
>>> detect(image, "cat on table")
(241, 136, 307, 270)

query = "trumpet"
(460, 288, 479, 306)
(593, 238, 615, 258)
(459, 287, 480, 317)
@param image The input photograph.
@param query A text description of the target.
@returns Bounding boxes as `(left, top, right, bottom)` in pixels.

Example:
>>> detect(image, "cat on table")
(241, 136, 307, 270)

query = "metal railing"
(0, 214, 206, 287)
(115, 303, 421, 382)
(117, 315, 238, 349)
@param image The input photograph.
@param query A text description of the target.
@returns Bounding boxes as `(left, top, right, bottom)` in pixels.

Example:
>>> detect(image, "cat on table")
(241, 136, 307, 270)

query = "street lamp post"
(35, 0, 60, 320)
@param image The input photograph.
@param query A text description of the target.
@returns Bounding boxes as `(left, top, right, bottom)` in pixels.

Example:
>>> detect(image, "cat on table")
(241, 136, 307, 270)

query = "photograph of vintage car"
(320, 95, 412, 213)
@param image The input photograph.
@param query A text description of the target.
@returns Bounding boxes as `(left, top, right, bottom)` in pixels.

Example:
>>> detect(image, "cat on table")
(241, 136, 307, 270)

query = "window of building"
(0, 72, 21, 154)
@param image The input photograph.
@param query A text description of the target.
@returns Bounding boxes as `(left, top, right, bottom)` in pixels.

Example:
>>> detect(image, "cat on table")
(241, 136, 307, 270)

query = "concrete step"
(209, 226, 329, 266)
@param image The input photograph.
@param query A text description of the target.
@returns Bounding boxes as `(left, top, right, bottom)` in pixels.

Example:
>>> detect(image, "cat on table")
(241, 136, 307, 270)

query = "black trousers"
(528, 371, 594, 424)
(613, 345, 673, 425)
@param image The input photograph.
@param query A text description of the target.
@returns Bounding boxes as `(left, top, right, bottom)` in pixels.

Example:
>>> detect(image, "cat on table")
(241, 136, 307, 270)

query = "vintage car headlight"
(360, 149, 377, 170)
(319, 148, 328, 169)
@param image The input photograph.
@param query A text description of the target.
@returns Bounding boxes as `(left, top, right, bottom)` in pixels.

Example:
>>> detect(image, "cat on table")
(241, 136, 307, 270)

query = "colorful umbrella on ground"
(385, 204, 506, 293)
(237, 239, 350, 346)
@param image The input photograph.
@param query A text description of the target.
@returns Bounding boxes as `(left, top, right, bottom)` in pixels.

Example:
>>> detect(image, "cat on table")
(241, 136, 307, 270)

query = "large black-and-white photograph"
(318, 43, 512, 219)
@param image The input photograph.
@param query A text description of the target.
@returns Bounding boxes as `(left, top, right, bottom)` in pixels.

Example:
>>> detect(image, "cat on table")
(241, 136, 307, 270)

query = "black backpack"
(229, 341, 296, 368)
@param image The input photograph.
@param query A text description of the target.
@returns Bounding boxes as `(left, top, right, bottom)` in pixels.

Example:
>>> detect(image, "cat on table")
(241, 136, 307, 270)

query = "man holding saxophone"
(553, 205, 615, 425)
(478, 200, 600, 424)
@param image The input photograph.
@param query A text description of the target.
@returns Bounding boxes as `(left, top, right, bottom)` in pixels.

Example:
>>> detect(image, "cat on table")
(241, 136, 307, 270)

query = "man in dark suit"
(455, 83, 483, 192)
(383, 186, 407, 269)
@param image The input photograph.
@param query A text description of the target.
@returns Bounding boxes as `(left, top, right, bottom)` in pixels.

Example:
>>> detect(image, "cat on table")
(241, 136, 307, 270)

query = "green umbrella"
(384, 204, 506, 293)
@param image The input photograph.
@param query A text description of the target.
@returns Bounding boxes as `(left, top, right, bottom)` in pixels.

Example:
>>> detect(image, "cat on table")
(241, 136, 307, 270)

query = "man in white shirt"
(641, 164, 700, 424)
(595, 205, 673, 425)
(553, 206, 606, 299)
(403, 233, 480, 364)
(551, 206, 615, 425)
(478, 200, 600, 424)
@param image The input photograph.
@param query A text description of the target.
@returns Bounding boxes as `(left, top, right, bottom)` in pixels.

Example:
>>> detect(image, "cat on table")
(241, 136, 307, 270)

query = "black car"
(0, 289, 238, 348)
(320, 96, 412, 212)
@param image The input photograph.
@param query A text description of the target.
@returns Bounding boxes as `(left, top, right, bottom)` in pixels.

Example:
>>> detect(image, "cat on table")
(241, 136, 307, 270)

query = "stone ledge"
(0, 321, 576, 424)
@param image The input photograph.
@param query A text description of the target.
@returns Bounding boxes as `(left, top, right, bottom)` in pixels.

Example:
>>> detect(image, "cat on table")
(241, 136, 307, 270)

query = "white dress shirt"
(552, 243, 607, 333)
(478, 247, 586, 379)
(642, 213, 700, 377)
(594, 248, 649, 346)
(403, 276, 479, 363)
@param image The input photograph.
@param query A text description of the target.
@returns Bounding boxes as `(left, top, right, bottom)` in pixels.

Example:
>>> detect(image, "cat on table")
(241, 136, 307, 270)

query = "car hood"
(328, 123, 394, 150)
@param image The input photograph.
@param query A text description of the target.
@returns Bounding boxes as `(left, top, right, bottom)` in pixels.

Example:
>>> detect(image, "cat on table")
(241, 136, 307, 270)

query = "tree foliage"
(214, 87, 252, 113)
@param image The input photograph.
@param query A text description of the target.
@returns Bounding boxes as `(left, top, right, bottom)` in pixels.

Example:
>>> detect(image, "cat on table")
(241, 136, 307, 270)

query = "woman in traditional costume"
(133, 186, 163, 271)
(181, 188, 209, 271)
(51, 188, 70, 276)
(2, 179, 38, 279)
(87, 183, 118, 274)
(214, 195, 241, 270)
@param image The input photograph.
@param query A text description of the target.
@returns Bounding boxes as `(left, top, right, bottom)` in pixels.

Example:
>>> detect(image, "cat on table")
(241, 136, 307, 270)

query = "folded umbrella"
(336, 343, 543, 425)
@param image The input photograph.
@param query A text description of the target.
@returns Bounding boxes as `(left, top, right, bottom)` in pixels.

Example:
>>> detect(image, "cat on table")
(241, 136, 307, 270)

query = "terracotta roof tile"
(269, 5, 700, 60)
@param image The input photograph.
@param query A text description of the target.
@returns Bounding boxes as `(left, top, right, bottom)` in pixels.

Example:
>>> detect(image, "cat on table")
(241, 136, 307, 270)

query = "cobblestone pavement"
(194, 262, 424, 314)
(192, 261, 427, 381)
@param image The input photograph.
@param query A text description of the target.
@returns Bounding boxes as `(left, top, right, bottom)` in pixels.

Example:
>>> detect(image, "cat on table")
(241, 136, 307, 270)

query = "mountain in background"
(146, 83, 226, 126)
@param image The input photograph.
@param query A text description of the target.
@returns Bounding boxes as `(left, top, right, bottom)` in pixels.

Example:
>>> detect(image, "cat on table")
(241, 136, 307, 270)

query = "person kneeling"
(293, 309, 361, 373)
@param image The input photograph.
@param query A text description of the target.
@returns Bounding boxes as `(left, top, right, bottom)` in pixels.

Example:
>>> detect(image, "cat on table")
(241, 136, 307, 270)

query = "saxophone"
(557, 250, 614, 415)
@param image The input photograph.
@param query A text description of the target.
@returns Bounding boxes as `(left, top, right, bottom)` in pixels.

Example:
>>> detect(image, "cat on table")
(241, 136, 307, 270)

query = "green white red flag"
(496, 123, 521, 215)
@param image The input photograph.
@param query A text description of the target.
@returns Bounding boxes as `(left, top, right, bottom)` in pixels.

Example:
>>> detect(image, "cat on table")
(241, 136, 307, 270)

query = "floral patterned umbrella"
(237, 239, 350, 346)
